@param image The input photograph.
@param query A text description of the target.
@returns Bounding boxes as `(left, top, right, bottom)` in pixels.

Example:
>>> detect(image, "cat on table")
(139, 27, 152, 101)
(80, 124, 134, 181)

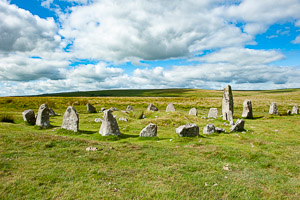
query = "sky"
(0, 0, 300, 96)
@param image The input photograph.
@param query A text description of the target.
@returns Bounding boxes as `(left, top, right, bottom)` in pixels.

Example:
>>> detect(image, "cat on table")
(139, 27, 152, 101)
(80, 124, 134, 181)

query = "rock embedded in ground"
(61, 106, 79, 132)
(287, 110, 291, 115)
(215, 127, 226, 133)
(292, 105, 299, 114)
(203, 124, 216, 134)
(269, 102, 279, 115)
(222, 85, 234, 121)
(176, 123, 199, 137)
(49, 108, 56, 116)
(230, 119, 245, 132)
(118, 117, 128, 122)
(208, 108, 218, 118)
(126, 105, 133, 112)
(87, 103, 97, 113)
(99, 110, 121, 136)
(36, 104, 51, 128)
(242, 99, 253, 119)
(110, 107, 117, 111)
(189, 108, 198, 116)
(147, 103, 159, 111)
(86, 147, 98, 151)
(166, 103, 176, 112)
(22, 109, 36, 125)
(94, 118, 103, 123)
(140, 123, 157, 137)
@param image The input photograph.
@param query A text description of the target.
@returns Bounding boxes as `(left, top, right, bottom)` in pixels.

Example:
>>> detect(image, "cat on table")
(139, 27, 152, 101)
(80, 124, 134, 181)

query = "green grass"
(0, 88, 299, 199)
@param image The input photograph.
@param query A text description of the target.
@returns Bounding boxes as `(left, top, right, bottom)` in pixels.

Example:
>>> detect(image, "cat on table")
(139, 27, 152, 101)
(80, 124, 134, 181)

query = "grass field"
(0, 88, 299, 199)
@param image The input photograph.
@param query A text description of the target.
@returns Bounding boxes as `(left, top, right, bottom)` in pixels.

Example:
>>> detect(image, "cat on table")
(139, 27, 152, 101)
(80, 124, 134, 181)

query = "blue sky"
(0, 0, 300, 96)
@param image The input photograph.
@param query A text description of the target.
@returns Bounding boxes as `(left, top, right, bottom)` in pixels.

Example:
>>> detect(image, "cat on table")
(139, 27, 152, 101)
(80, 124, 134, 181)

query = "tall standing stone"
(22, 109, 36, 125)
(189, 108, 198, 116)
(147, 103, 158, 111)
(208, 108, 218, 118)
(242, 99, 253, 119)
(140, 123, 157, 137)
(86, 103, 96, 113)
(99, 110, 121, 136)
(61, 106, 79, 132)
(36, 104, 50, 128)
(222, 85, 234, 121)
(166, 103, 175, 112)
(269, 102, 278, 115)
(292, 106, 299, 114)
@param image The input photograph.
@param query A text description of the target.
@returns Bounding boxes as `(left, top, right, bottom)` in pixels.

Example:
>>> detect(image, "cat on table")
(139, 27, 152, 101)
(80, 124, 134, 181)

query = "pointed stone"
(269, 102, 278, 115)
(36, 104, 50, 128)
(49, 108, 56, 116)
(126, 105, 133, 112)
(22, 109, 36, 125)
(208, 108, 218, 118)
(189, 108, 198, 116)
(86, 103, 96, 113)
(140, 123, 157, 137)
(147, 103, 158, 111)
(222, 85, 234, 121)
(292, 106, 299, 114)
(61, 106, 79, 132)
(99, 110, 121, 136)
(203, 124, 215, 134)
(230, 119, 245, 132)
(166, 103, 175, 112)
(242, 99, 253, 118)
(176, 123, 199, 137)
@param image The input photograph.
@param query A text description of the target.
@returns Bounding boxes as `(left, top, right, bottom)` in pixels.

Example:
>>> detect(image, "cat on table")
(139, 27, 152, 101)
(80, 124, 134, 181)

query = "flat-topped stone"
(176, 123, 199, 137)
(22, 109, 36, 125)
(269, 102, 278, 115)
(222, 85, 234, 121)
(292, 106, 299, 114)
(208, 108, 218, 119)
(242, 99, 253, 119)
(189, 108, 198, 116)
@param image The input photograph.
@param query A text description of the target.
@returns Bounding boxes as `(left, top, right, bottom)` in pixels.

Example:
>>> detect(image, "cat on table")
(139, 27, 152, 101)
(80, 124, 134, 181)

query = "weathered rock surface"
(87, 103, 96, 113)
(203, 124, 215, 134)
(269, 102, 278, 115)
(166, 103, 176, 112)
(230, 119, 245, 132)
(292, 106, 299, 114)
(119, 117, 128, 122)
(287, 110, 291, 115)
(189, 108, 198, 116)
(61, 106, 79, 132)
(208, 108, 218, 118)
(222, 85, 234, 121)
(86, 147, 98, 151)
(176, 123, 199, 137)
(94, 118, 103, 123)
(110, 107, 117, 111)
(126, 105, 133, 112)
(101, 107, 106, 112)
(22, 109, 36, 125)
(242, 99, 253, 118)
(36, 104, 50, 128)
(49, 108, 56, 116)
(147, 103, 158, 111)
(99, 110, 121, 136)
(215, 127, 226, 133)
(140, 123, 157, 137)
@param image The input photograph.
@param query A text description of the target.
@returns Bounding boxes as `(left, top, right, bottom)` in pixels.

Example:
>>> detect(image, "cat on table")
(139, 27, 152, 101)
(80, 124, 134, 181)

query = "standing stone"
(189, 108, 198, 116)
(227, 110, 234, 125)
(166, 103, 176, 112)
(86, 103, 96, 113)
(175, 124, 199, 137)
(140, 123, 157, 137)
(269, 102, 278, 115)
(222, 85, 234, 121)
(147, 103, 158, 111)
(22, 109, 36, 125)
(242, 99, 253, 118)
(208, 108, 218, 118)
(287, 110, 291, 115)
(203, 124, 215, 134)
(35, 104, 50, 128)
(49, 108, 56, 116)
(126, 105, 133, 112)
(230, 119, 245, 132)
(292, 106, 299, 114)
(61, 106, 79, 132)
(99, 110, 121, 136)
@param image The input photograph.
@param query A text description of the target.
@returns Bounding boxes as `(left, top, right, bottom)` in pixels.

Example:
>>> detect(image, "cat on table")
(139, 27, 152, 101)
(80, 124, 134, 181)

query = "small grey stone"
(110, 107, 117, 111)
(94, 118, 103, 123)
(49, 108, 56, 116)
(201, 116, 207, 119)
(99, 110, 121, 136)
(203, 124, 216, 134)
(118, 117, 128, 122)
(189, 108, 198, 116)
(242, 99, 253, 118)
(126, 105, 133, 112)
(36, 104, 50, 128)
(166, 103, 175, 112)
(208, 108, 218, 118)
(269, 102, 278, 115)
(87, 103, 97, 113)
(61, 106, 79, 132)
(176, 123, 199, 137)
(86, 147, 98, 151)
(22, 109, 36, 125)
(230, 119, 245, 132)
(215, 127, 226, 133)
(147, 103, 158, 111)
(140, 123, 157, 137)
(292, 106, 299, 114)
